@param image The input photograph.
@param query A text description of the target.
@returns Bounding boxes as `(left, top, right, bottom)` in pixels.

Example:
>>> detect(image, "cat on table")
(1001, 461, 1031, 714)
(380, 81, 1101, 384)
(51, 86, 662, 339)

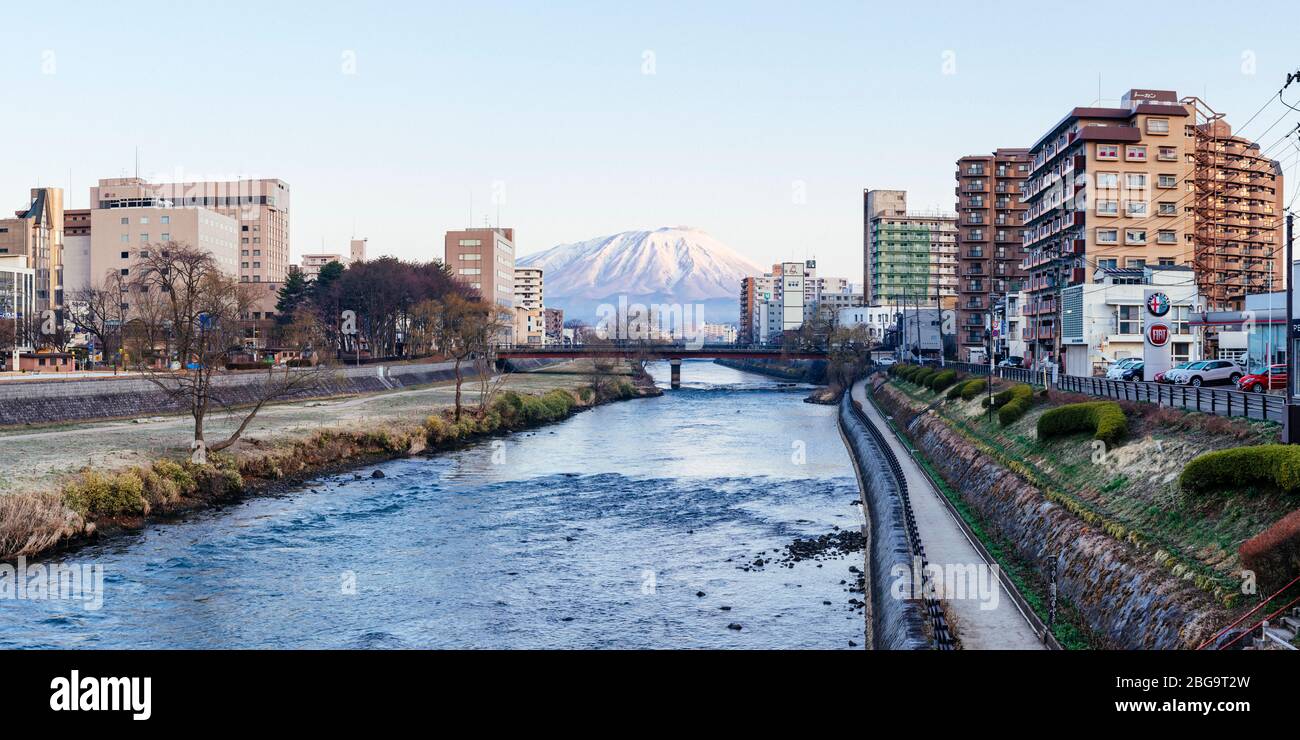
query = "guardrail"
(910, 360, 1284, 424)
(845, 384, 955, 650)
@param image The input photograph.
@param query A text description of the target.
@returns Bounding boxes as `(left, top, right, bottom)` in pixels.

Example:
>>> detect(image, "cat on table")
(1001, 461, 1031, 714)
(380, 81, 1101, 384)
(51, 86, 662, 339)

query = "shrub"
(152, 459, 196, 493)
(928, 370, 959, 392)
(1240, 509, 1300, 592)
(1037, 401, 1128, 446)
(960, 379, 987, 401)
(995, 384, 1035, 426)
(1179, 445, 1300, 495)
(62, 470, 148, 517)
(945, 379, 970, 400)
(912, 368, 936, 387)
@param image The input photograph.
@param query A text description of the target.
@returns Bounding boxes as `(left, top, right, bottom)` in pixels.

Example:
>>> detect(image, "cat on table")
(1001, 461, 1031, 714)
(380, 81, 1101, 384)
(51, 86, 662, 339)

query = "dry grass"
(0, 491, 84, 560)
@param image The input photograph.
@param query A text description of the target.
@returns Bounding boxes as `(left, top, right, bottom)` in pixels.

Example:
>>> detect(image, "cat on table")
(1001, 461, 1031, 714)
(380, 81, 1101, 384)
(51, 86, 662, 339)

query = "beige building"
(0, 187, 65, 314)
(300, 253, 345, 279)
(444, 227, 516, 310)
(513, 267, 544, 345)
(350, 238, 367, 263)
(87, 207, 239, 300)
(89, 177, 290, 284)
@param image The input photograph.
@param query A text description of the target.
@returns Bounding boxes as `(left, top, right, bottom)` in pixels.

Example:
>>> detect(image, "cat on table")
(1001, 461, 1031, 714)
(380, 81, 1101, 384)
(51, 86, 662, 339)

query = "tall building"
(513, 267, 544, 345)
(863, 189, 957, 310)
(350, 238, 367, 264)
(300, 253, 346, 279)
(89, 177, 290, 284)
(954, 148, 1031, 361)
(1182, 102, 1286, 311)
(739, 273, 775, 343)
(63, 208, 92, 295)
(444, 227, 516, 310)
(0, 254, 36, 358)
(0, 187, 65, 314)
(1020, 88, 1281, 373)
(88, 206, 239, 300)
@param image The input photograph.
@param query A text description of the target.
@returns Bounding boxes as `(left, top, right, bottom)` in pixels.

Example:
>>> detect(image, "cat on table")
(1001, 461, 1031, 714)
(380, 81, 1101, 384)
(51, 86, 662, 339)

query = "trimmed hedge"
(1037, 401, 1128, 446)
(995, 384, 1035, 426)
(1179, 445, 1300, 496)
(928, 369, 959, 391)
(946, 377, 975, 400)
(912, 368, 936, 387)
(960, 379, 987, 400)
(1240, 509, 1300, 592)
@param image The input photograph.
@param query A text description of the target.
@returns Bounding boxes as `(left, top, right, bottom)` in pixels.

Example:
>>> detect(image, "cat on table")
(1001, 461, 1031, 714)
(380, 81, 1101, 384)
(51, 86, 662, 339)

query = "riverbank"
(713, 357, 826, 384)
(0, 361, 660, 563)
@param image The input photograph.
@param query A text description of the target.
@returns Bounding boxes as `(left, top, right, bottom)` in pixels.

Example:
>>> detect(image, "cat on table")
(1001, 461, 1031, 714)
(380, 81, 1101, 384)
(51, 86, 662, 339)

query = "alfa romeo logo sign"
(1147, 323, 1170, 347)
(1145, 292, 1171, 317)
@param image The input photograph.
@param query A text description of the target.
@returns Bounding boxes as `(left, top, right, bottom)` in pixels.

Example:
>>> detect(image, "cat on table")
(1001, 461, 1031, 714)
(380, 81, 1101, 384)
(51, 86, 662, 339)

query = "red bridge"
(495, 343, 828, 387)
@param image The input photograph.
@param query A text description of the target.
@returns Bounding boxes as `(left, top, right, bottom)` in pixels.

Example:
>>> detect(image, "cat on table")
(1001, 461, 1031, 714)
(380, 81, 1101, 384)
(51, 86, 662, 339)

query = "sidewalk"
(851, 379, 1044, 650)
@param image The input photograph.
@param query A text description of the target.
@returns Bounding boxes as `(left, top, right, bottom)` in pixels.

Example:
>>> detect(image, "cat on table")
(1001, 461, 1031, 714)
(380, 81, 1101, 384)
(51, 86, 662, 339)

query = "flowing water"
(1, 361, 865, 649)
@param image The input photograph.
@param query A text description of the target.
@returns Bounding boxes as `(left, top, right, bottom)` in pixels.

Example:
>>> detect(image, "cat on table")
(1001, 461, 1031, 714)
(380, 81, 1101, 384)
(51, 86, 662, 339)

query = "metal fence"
(904, 359, 1285, 424)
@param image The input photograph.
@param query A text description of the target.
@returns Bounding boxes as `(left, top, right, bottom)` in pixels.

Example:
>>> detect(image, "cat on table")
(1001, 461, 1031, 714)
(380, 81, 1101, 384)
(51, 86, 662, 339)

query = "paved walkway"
(851, 379, 1044, 650)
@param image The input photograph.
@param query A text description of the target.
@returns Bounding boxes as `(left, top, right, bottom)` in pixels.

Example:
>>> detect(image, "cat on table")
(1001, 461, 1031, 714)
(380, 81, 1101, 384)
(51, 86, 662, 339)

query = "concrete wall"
(0, 358, 560, 428)
(837, 392, 933, 650)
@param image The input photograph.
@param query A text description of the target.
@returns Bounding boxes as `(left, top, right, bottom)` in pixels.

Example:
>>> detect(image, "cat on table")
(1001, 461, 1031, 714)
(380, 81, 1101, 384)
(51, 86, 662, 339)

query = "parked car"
(1104, 358, 1141, 379)
(877, 357, 898, 367)
(1237, 364, 1287, 394)
(997, 356, 1024, 368)
(1172, 359, 1244, 387)
(1117, 361, 1144, 381)
(1154, 361, 1194, 384)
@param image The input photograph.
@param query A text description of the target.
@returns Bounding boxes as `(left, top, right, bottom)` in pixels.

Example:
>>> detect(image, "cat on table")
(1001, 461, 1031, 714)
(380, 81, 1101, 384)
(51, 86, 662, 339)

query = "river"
(1, 361, 865, 649)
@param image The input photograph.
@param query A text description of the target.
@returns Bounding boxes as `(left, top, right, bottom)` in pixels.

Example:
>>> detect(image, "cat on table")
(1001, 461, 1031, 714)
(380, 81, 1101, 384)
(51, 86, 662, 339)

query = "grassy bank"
(0, 372, 656, 563)
(884, 371, 1289, 608)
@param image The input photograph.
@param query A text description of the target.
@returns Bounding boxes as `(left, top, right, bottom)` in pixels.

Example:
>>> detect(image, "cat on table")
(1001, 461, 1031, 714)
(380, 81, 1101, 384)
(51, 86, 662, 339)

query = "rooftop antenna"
(134, 147, 140, 179)
(468, 187, 473, 229)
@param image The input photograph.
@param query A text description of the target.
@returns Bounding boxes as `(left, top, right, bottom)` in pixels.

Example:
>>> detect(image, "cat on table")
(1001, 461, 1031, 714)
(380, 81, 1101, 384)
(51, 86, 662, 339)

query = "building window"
(1172, 305, 1190, 334)
(1157, 229, 1177, 244)
(120, 251, 129, 259)
(120, 268, 129, 276)
(1097, 199, 1119, 216)
(1117, 305, 1142, 334)
(1097, 172, 1119, 189)
(1146, 118, 1170, 134)
(161, 233, 170, 242)
(1096, 228, 1119, 244)
(1157, 146, 1177, 161)
(1158, 174, 1178, 188)
(120, 234, 129, 243)
(458, 239, 482, 247)
(1098, 258, 1118, 269)
(140, 216, 149, 225)
(1097, 144, 1119, 160)
(1126, 229, 1147, 244)
(120, 217, 129, 225)
(1125, 173, 1147, 189)
(161, 216, 170, 224)
(1158, 202, 1177, 216)
(1126, 201, 1148, 217)
(1125, 146, 1147, 161)
(241, 262, 249, 268)
(1158, 257, 1176, 266)
(1127, 258, 1146, 268)
(140, 233, 149, 242)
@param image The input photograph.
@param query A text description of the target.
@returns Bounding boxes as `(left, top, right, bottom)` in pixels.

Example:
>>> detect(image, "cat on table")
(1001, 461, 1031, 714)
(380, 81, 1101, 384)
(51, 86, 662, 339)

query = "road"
(851, 379, 1045, 650)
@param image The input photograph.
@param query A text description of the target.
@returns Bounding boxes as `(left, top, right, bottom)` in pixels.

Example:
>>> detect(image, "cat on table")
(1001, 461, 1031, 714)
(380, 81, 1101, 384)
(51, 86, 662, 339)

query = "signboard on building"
(1143, 289, 1172, 381)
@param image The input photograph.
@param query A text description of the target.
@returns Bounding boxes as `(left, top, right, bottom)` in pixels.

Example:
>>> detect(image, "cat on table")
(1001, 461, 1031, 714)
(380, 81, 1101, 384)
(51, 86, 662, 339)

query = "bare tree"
(423, 293, 504, 421)
(67, 272, 128, 371)
(127, 244, 329, 463)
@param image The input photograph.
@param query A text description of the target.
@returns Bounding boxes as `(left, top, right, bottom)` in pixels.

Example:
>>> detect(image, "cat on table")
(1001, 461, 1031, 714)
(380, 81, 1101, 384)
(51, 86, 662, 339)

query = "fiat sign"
(1147, 323, 1170, 347)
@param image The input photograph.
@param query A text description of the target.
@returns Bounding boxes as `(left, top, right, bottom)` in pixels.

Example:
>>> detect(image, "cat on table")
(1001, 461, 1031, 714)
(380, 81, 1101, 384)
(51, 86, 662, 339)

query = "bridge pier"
(669, 358, 682, 389)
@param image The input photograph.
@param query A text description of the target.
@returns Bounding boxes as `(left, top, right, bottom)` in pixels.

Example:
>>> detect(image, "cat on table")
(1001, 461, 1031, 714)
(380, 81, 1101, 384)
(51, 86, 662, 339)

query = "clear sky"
(2, 0, 1297, 282)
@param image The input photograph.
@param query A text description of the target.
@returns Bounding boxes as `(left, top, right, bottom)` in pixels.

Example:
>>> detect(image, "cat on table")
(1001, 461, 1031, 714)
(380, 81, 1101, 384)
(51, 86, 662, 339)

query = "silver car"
(1173, 359, 1243, 387)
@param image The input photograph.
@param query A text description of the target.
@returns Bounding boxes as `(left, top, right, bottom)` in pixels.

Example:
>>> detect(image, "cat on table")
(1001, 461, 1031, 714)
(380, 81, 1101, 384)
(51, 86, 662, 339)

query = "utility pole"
(1286, 211, 1295, 413)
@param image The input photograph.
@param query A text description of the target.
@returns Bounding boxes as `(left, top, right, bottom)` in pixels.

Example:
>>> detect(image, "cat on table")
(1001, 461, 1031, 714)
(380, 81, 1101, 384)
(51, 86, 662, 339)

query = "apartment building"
(1181, 108, 1285, 311)
(300, 253, 345, 279)
(954, 148, 1031, 362)
(1020, 89, 1195, 370)
(88, 207, 239, 301)
(0, 255, 36, 361)
(513, 267, 544, 345)
(444, 228, 515, 309)
(863, 189, 957, 310)
(544, 307, 564, 344)
(739, 273, 775, 343)
(89, 177, 291, 284)
(0, 187, 65, 314)
(62, 208, 92, 294)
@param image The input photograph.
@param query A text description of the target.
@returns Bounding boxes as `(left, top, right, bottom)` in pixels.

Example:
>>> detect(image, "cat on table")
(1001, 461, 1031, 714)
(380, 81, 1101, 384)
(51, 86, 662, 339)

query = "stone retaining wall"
(0, 358, 561, 428)
(876, 385, 1226, 649)
(837, 392, 932, 650)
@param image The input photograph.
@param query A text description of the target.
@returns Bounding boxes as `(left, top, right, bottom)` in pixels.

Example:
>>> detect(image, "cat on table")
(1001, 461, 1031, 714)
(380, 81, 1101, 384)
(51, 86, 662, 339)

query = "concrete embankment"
(836, 389, 932, 649)
(714, 358, 826, 384)
(875, 383, 1227, 649)
(0, 358, 559, 428)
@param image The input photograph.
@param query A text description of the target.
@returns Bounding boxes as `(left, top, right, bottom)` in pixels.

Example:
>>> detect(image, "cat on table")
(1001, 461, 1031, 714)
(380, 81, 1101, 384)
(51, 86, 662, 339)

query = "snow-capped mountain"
(516, 227, 761, 322)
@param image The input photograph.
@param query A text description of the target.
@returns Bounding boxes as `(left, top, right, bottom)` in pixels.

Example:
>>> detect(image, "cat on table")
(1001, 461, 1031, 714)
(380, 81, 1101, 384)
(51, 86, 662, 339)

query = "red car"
(1237, 364, 1287, 393)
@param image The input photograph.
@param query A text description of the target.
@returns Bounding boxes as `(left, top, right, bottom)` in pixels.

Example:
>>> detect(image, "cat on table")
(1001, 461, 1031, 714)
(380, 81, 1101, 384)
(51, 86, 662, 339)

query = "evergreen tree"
(275, 267, 310, 322)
